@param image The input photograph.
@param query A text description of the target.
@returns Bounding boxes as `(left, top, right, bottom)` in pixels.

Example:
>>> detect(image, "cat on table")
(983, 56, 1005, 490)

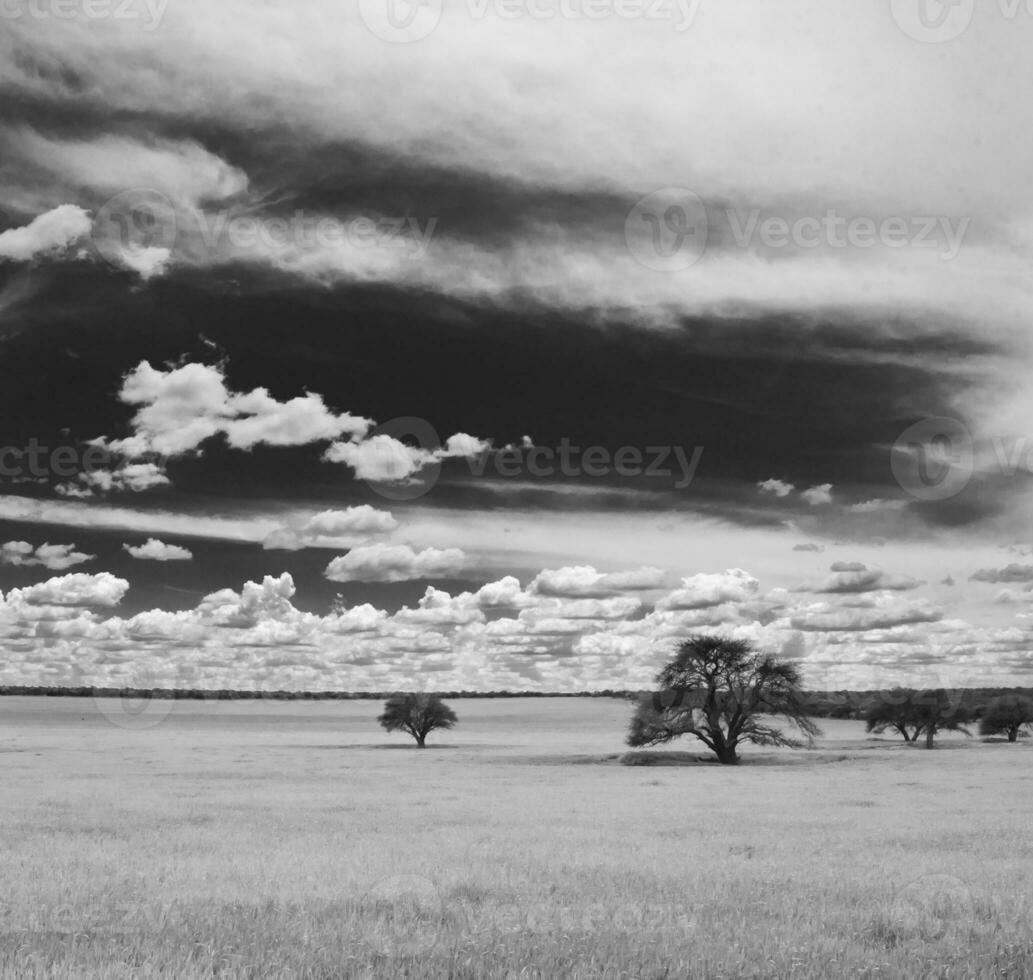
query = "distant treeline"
(2, 685, 1033, 714)
(800, 688, 1033, 720)
(0, 686, 635, 701)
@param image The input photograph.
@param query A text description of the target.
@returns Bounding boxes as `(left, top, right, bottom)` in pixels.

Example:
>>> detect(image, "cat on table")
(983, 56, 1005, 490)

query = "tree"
(979, 695, 1033, 742)
(378, 693, 457, 748)
(864, 688, 972, 749)
(625, 634, 820, 765)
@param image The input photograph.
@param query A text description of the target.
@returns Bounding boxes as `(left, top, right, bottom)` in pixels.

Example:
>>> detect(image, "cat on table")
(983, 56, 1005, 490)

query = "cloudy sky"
(2, 0, 1033, 692)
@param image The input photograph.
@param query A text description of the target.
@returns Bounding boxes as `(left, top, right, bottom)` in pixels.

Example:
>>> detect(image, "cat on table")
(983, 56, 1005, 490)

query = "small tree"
(865, 688, 972, 749)
(979, 695, 1033, 742)
(378, 693, 457, 748)
(626, 634, 820, 765)
(864, 689, 925, 743)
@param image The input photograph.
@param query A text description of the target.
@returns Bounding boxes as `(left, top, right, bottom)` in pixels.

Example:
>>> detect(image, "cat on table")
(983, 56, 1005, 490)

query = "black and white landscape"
(1, 2, 1032, 978)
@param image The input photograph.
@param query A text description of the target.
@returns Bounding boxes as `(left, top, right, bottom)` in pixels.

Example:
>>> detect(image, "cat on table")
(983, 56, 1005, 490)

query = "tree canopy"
(378, 693, 458, 747)
(864, 688, 972, 748)
(626, 634, 819, 765)
(978, 695, 1033, 742)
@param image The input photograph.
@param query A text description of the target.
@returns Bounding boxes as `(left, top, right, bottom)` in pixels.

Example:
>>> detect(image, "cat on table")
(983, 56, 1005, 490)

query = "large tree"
(864, 688, 972, 749)
(979, 695, 1033, 742)
(378, 693, 457, 748)
(626, 635, 819, 765)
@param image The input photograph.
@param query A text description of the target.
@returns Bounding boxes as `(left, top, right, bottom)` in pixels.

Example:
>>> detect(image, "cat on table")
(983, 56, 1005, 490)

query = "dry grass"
(1, 696, 1032, 978)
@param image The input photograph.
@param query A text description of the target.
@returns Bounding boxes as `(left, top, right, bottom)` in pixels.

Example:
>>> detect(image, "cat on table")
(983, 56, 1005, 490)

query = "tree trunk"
(716, 743, 739, 765)
(416, 734, 426, 748)
(924, 727, 935, 749)
(1008, 728, 1018, 743)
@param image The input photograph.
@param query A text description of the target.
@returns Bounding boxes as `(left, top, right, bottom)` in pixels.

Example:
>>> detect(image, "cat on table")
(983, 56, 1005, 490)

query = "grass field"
(1, 695, 1031, 979)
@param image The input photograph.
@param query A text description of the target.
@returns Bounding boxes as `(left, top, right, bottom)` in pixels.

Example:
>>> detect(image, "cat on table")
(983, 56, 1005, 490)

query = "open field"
(1, 696, 1032, 979)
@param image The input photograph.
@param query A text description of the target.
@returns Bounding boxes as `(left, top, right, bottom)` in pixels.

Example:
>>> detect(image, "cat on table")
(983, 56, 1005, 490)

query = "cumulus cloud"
(86, 360, 500, 492)
(324, 544, 466, 583)
(793, 543, 824, 553)
(8, 572, 128, 608)
(0, 560, 1023, 691)
(0, 205, 91, 262)
(0, 541, 95, 571)
(530, 565, 667, 598)
(847, 499, 908, 514)
(322, 432, 492, 483)
(810, 563, 923, 594)
(970, 564, 1033, 584)
(196, 572, 301, 629)
(655, 569, 760, 611)
(99, 360, 370, 458)
(263, 506, 398, 550)
(758, 478, 794, 498)
(801, 484, 833, 506)
(789, 594, 942, 632)
(123, 539, 193, 561)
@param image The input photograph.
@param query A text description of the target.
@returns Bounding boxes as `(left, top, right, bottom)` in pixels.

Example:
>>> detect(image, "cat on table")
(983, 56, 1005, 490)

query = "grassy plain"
(1, 695, 1031, 979)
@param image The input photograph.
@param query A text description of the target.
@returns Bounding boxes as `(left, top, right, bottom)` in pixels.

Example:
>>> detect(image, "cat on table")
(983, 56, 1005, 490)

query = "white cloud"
(810, 563, 923, 594)
(801, 484, 833, 506)
(123, 539, 193, 561)
(0, 541, 95, 571)
(0, 204, 91, 262)
(11, 131, 248, 207)
(263, 506, 398, 550)
(847, 499, 908, 514)
(758, 478, 795, 498)
(322, 432, 491, 483)
(84, 360, 497, 493)
(788, 593, 943, 632)
(102, 360, 370, 459)
(7, 572, 128, 608)
(530, 564, 666, 597)
(324, 544, 466, 583)
(655, 569, 760, 610)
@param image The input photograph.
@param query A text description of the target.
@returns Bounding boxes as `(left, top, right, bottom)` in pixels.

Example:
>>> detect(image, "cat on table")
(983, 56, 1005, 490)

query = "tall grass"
(1, 697, 1031, 978)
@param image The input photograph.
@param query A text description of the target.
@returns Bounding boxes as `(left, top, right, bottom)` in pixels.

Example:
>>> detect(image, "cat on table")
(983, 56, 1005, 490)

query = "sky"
(2, 0, 1033, 692)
